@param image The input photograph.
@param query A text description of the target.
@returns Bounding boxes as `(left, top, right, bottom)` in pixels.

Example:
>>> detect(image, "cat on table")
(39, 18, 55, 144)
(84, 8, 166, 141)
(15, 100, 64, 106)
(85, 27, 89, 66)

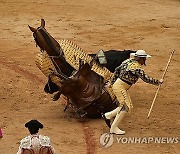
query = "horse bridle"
(33, 27, 71, 79)
(33, 30, 40, 48)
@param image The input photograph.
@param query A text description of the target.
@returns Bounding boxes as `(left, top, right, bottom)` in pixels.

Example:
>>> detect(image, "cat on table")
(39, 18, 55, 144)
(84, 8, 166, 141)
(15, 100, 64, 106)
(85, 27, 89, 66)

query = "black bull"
(29, 19, 135, 118)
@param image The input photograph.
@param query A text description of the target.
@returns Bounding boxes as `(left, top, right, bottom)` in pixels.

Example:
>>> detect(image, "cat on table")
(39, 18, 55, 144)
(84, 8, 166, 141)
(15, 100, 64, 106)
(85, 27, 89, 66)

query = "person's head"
(25, 120, 43, 135)
(131, 50, 151, 65)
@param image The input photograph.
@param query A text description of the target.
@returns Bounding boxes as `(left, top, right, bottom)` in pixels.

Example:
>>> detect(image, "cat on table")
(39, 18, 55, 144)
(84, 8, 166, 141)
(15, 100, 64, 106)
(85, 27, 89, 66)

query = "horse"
(28, 19, 135, 118)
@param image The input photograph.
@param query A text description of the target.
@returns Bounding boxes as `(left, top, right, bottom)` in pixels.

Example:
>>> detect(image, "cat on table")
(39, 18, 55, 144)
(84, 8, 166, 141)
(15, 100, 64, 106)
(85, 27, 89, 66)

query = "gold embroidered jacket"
(111, 59, 160, 85)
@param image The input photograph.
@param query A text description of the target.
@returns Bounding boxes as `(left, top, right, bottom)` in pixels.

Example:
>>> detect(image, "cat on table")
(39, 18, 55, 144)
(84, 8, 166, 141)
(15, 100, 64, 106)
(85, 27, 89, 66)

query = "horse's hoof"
(53, 92, 61, 101)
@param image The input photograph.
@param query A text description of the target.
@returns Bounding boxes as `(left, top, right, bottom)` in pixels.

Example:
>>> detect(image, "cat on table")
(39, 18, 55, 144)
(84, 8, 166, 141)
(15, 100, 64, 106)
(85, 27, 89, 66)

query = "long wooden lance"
(147, 49, 175, 119)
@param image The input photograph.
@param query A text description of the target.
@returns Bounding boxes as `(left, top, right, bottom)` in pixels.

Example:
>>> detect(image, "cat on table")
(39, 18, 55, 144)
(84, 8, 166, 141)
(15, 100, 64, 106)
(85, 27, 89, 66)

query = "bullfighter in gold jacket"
(103, 50, 163, 135)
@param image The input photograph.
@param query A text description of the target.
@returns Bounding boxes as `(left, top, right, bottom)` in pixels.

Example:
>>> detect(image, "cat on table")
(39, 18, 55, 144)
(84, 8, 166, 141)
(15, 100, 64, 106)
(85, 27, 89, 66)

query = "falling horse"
(28, 19, 135, 118)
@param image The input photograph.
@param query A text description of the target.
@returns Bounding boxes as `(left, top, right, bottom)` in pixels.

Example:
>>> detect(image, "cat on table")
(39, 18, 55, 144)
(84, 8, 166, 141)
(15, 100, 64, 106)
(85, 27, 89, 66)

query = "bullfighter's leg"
(110, 104, 129, 135)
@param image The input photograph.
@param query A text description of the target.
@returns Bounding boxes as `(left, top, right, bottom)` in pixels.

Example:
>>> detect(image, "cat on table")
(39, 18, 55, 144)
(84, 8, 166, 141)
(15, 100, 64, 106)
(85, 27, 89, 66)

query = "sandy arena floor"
(0, 0, 180, 153)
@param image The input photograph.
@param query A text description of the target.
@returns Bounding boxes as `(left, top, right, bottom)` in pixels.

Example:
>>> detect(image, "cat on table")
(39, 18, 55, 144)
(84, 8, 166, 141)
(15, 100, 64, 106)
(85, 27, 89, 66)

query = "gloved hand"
(159, 78, 164, 84)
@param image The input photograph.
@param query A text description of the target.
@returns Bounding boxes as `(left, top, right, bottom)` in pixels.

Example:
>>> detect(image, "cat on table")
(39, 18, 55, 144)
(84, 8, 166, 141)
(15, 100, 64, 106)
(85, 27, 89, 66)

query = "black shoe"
(102, 113, 111, 128)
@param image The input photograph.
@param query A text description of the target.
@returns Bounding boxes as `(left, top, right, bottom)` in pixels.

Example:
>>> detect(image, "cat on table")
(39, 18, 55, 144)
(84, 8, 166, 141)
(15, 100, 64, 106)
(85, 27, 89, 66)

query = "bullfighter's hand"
(159, 79, 164, 84)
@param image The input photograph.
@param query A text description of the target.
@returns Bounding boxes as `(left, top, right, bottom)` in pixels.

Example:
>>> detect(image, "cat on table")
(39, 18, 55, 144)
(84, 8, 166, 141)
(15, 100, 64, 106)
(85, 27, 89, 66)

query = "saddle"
(61, 63, 103, 110)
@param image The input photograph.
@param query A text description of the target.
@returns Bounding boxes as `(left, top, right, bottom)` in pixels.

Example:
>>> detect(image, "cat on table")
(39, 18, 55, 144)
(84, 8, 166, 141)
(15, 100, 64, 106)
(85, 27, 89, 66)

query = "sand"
(0, 0, 179, 153)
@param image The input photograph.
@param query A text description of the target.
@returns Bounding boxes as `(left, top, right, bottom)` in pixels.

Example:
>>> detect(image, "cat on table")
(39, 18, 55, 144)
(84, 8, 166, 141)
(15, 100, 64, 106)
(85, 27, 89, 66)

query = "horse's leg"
(64, 98, 71, 121)
(44, 75, 59, 94)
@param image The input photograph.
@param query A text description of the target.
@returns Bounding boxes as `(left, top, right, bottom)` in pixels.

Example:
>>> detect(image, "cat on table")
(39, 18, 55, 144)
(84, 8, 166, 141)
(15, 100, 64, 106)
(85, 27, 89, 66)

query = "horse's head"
(29, 19, 74, 77)
(28, 19, 63, 57)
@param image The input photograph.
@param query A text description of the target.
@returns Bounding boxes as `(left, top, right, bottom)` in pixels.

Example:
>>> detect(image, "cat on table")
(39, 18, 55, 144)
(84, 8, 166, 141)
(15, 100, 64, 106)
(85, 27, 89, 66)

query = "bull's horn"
(41, 18, 45, 28)
(28, 25, 37, 32)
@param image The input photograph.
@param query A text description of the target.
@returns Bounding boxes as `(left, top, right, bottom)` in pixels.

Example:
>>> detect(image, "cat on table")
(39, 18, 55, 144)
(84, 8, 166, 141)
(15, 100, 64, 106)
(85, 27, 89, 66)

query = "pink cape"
(0, 128, 3, 137)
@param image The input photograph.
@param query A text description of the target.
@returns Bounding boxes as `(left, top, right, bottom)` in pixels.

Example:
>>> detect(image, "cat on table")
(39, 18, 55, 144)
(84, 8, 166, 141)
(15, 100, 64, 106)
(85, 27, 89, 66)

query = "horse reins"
(34, 27, 72, 78)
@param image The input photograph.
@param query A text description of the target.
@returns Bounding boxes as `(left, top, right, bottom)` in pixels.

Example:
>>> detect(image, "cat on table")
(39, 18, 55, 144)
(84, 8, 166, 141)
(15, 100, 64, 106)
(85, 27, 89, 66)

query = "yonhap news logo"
(99, 133, 114, 148)
(116, 137, 179, 144)
(100, 133, 179, 148)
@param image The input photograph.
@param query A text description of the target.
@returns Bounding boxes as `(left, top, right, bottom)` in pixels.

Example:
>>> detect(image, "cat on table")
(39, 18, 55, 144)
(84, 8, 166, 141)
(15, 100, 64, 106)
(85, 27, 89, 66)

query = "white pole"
(147, 49, 175, 119)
